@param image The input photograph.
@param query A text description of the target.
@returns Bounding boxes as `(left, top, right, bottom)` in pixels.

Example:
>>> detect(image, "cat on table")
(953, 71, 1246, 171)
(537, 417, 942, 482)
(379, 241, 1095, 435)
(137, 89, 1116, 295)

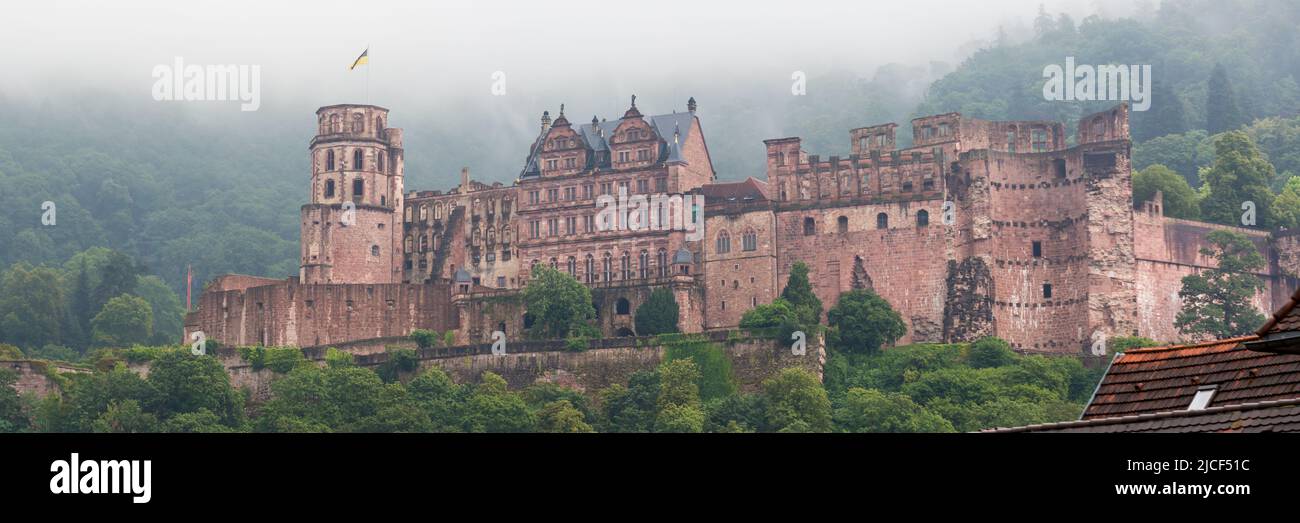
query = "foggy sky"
(1, 0, 1146, 186)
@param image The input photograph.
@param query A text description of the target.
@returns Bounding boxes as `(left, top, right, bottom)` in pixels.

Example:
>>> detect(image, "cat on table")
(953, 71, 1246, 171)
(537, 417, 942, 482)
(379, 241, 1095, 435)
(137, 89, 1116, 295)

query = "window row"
(801, 210, 932, 236)
(714, 229, 759, 254)
(533, 249, 672, 282)
(321, 148, 393, 174)
(526, 178, 667, 204)
(319, 113, 384, 135)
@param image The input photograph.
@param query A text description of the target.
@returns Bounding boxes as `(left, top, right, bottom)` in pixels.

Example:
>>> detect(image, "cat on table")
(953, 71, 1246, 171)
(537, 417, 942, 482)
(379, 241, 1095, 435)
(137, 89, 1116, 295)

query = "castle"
(183, 99, 1300, 355)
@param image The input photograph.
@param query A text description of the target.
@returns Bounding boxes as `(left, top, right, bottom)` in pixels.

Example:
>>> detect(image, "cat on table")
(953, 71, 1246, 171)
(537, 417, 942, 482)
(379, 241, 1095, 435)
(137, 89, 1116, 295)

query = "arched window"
(876, 212, 888, 229)
(319, 115, 329, 135)
(603, 252, 613, 282)
(639, 250, 649, 279)
(837, 216, 848, 234)
(353, 149, 364, 170)
(621, 252, 632, 279)
(420, 205, 428, 221)
(378, 152, 385, 172)
(375, 116, 383, 133)
(326, 150, 335, 171)
(743, 229, 757, 251)
(404, 236, 413, 253)
(585, 254, 595, 283)
(324, 179, 335, 198)
(550, 257, 558, 270)
(352, 113, 364, 132)
(330, 114, 340, 133)
(501, 226, 511, 244)
(803, 217, 816, 236)
(616, 298, 631, 315)
(917, 209, 930, 227)
(420, 235, 428, 252)
(657, 248, 669, 277)
(353, 179, 364, 199)
(716, 231, 731, 254)
(567, 256, 576, 275)
(434, 203, 443, 220)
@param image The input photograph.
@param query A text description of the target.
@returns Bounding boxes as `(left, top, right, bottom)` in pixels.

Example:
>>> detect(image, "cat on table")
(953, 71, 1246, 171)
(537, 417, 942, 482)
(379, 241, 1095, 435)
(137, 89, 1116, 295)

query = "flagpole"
(366, 43, 371, 105)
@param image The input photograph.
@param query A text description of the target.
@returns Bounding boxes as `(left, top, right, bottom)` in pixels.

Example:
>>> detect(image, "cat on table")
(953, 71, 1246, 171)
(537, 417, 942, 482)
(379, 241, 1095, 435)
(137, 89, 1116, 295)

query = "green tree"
(761, 367, 832, 433)
(780, 261, 823, 326)
(597, 370, 659, 433)
(162, 409, 235, 433)
(134, 275, 185, 346)
(0, 263, 65, 350)
(1110, 336, 1160, 353)
(656, 358, 701, 413)
(406, 367, 467, 432)
(1207, 63, 1245, 135)
(146, 351, 244, 428)
(463, 372, 535, 432)
(409, 329, 440, 349)
(90, 294, 153, 348)
(967, 337, 1016, 368)
(662, 336, 736, 401)
(739, 298, 802, 340)
(634, 287, 680, 336)
(1175, 230, 1267, 339)
(537, 400, 594, 433)
(1133, 78, 1187, 142)
(92, 400, 160, 433)
(90, 250, 139, 319)
(522, 264, 595, 339)
(833, 388, 954, 433)
(1271, 176, 1300, 230)
(0, 369, 28, 432)
(1132, 164, 1200, 219)
(1199, 131, 1276, 228)
(62, 364, 162, 432)
(826, 289, 906, 354)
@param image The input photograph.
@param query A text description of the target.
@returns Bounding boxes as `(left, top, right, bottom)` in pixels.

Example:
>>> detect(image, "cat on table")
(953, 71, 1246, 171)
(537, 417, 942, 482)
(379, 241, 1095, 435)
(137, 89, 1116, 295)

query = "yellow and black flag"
(349, 48, 369, 70)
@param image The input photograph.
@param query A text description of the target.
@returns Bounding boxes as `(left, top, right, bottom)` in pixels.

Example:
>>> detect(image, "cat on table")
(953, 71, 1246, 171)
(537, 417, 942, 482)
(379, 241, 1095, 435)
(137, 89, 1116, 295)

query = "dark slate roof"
(1081, 335, 1300, 420)
(673, 248, 694, 265)
(453, 268, 472, 283)
(985, 397, 1300, 433)
(521, 108, 697, 178)
(700, 177, 769, 204)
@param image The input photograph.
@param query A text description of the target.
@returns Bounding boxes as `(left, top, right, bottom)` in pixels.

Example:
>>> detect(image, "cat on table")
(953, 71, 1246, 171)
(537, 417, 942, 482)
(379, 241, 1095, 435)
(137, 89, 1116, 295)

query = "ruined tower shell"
(301, 105, 405, 284)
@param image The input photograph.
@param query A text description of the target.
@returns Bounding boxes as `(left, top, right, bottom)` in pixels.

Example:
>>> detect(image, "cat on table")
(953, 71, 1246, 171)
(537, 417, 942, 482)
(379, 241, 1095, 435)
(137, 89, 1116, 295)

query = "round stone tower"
(300, 104, 405, 284)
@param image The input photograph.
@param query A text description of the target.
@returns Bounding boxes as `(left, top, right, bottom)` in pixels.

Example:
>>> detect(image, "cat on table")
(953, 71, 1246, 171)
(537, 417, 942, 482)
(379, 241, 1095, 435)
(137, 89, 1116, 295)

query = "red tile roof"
(986, 398, 1300, 433)
(1256, 285, 1300, 336)
(1083, 335, 1300, 419)
(700, 177, 768, 204)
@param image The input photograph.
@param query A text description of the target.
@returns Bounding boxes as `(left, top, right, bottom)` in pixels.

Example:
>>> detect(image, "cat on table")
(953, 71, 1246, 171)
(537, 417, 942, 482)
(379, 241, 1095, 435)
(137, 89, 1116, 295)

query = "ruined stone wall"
(184, 279, 457, 348)
(300, 203, 397, 284)
(703, 206, 779, 329)
(1, 361, 87, 398)
(1134, 211, 1278, 343)
(773, 198, 949, 344)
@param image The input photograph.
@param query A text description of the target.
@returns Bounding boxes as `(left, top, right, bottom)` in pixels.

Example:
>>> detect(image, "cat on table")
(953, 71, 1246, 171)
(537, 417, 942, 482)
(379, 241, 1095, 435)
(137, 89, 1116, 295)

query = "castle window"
(1032, 129, 1049, 152)
(550, 257, 558, 270)
(837, 216, 848, 234)
(859, 137, 869, 151)
(371, 245, 380, 257)
(656, 178, 667, 192)
(640, 250, 649, 279)
(658, 248, 669, 277)
(1006, 130, 1016, 153)
(331, 114, 341, 133)
(378, 153, 385, 172)
(618, 151, 630, 163)
(380, 196, 386, 206)
(420, 235, 428, 252)
(939, 123, 950, 136)
(616, 298, 631, 315)
(1032, 241, 1042, 258)
(603, 252, 612, 282)
(564, 158, 575, 169)
(917, 210, 930, 227)
(353, 179, 364, 199)
(353, 149, 364, 169)
(1042, 283, 1052, 299)
(585, 254, 595, 283)
(803, 217, 816, 236)
(352, 114, 364, 132)
(742, 230, 757, 251)
(434, 203, 443, 220)
(1054, 158, 1067, 178)
(622, 252, 632, 279)
(876, 213, 888, 229)
(902, 181, 913, 192)
(567, 256, 576, 276)
(420, 205, 428, 221)
(376, 116, 383, 133)
(716, 231, 731, 254)
(324, 179, 335, 198)
(777, 151, 786, 166)
(326, 150, 335, 171)
(721, 301, 726, 311)
(912, 152, 922, 163)
(404, 236, 412, 253)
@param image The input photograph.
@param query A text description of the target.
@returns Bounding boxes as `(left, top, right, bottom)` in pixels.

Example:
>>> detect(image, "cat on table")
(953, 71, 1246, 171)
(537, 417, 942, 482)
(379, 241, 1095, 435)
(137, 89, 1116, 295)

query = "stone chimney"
(460, 167, 471, 193)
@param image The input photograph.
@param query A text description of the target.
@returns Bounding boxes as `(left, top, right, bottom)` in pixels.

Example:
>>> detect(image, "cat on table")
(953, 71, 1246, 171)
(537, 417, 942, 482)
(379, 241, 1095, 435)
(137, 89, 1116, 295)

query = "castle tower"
(300, 104, 405, 284)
